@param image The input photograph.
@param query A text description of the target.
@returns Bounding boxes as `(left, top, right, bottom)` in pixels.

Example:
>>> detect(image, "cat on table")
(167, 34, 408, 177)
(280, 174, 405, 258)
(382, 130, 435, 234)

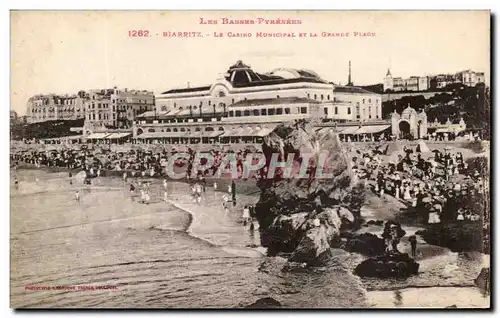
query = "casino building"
(133, 61, 383, 144)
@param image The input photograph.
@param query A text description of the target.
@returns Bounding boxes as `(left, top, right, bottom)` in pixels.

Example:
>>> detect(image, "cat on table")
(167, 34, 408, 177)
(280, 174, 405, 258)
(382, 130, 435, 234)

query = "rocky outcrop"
(474, 267, 490, 294)
(255, 120, 365, 265)
(415, 222, 484, 253)
(245, 297, 282, 308)
(354, 253, 419, 279)
(342, 232, 386, 256)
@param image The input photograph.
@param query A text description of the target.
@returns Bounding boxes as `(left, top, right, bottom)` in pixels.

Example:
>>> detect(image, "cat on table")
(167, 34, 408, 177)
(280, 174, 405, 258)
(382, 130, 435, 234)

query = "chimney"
(347, 61, 353, 86)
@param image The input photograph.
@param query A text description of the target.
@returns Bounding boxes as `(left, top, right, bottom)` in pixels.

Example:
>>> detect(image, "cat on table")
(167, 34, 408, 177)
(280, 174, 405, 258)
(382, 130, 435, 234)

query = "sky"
(11, 10, 490, 115)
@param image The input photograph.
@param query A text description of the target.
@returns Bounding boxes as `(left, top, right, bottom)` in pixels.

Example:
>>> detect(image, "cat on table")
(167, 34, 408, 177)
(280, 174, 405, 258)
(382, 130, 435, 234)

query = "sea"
(10, 169, 490, 308)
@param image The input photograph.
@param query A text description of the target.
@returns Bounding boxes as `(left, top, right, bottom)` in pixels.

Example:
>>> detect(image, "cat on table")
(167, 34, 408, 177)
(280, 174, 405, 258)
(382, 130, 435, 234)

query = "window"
(229, 110, 234, 117)
(244, 110, 250, 116)
(261, 109, 267, 116)
(347, 107, 351, 115)
(307, 93, 310, 99)
(173, 128, 178, 132)
(235, 110, 242, 117)
(195, 127, 201, 132)
(300, 107, 307, 114)
(209, 101, 211, 106)
(112, 106, 115, 111)
(334, 97, 337, 102)
(369, 99, 371, 103)
(166, 128, 171, 132)
(276, 108, 283, 115)
(321, 94, 324, 100)
(335, 107, 338, 115)
(327, 95, 330, 100)
(324, 107, 328, 115)
(277, 95, 280, 99)
(148, 128, 155, 133)
(231, 98, 235, 104)
(253, 109, 260, 116)
(180, 128, 186, 132)
(88, 114, 91, 120)
(98, 113, 101, 120)
(268, 108, 275, 116)
(200, 101, 203, 107)
(314, 94, 317, 100)
(285, 108, 291, 114)
(92, 114, 96, 120)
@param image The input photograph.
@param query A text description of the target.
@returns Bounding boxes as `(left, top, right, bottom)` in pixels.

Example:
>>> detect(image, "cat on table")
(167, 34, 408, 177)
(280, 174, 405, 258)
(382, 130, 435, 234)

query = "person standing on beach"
(75, 190, 80, 203)
(213, 181, 218, 193)
(409, 235, 417, 258)
(242, 205, 250, 227)
(123, 171, 128, 183)
(231, 180, 236, 206)
(14, 176, 19, 190)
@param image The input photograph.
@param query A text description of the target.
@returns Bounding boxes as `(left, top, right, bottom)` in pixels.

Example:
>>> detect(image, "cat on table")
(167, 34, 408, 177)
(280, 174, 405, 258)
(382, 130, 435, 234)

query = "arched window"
(174, 103, 177, 108)
(195, 127, 201, 132)
(148, 128, 155, 133)
(205, 127, 214, 132)
(235, 110, 242, 117)
(166, 128, 171, 132)
(253, 109, 260, 116)
(314, 94, 317, 100)
(243, 110, 250, 116)
(321, 94, 324, 100)
(173, 128, 178, 132)
(218, 127, 224, 131)
(180, 128, 186, 132)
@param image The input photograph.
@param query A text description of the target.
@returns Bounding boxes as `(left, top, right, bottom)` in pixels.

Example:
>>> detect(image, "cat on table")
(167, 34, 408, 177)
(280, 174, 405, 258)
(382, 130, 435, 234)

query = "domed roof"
(269, 68, 322, 80)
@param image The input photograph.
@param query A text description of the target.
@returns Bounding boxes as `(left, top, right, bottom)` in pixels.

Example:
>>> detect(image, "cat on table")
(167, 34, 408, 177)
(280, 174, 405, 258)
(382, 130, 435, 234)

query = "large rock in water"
(255, 120, 365, 265)
(354, 253, 419, 278)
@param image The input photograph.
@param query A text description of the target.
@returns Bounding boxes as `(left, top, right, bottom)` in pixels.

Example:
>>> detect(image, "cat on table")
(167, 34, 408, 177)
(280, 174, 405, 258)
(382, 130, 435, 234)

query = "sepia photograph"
(9, 10, 491, 309)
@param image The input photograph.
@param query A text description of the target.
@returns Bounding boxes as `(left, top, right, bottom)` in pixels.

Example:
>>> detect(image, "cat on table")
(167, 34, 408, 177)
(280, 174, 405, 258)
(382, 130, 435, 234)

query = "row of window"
(87, 113, 117, 121)
(228, 107, 308, 117)
(307, 93, 336, 101)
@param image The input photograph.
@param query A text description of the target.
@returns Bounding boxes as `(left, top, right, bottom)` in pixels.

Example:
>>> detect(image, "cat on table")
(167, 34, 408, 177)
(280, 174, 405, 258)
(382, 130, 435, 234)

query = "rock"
(245, 297, 282, 308)
(289, 208, 343, 265)
(255, 120, 366, 265)
(343, 232, 386, 256)
(417, 222, 484, 253)
(354, 253, 419, 279)
(474, 267, 490, 294)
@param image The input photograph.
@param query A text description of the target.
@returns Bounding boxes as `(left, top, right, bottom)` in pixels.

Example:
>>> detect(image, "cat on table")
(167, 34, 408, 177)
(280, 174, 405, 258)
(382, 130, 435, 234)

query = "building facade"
(26, 88, 154, 130)
(83, 88, 155, 134)
(383, 69, 430, 92)
(391, 105, 428, 139)
(26, 93, 86, 123)
(383, 69, 485, 92)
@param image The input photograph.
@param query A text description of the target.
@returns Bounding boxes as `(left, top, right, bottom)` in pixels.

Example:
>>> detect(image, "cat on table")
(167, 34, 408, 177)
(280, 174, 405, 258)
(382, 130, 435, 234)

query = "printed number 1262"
(129, 30, 150, 37)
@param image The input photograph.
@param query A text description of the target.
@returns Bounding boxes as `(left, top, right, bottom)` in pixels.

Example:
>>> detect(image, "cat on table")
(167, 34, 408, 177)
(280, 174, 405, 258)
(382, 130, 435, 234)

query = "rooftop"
(334, 86, 379, 95)
(231, 97, 321, 107)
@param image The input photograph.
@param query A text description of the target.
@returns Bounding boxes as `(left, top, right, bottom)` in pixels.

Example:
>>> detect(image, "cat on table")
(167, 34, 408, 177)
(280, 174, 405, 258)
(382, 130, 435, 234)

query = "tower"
(383, 68, 393, 91)
(347, 61, 353, 86)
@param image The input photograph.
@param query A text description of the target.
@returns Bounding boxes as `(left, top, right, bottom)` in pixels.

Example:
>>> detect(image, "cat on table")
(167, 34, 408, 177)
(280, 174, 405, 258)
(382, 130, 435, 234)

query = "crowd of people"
(350, 144, 488, 226)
